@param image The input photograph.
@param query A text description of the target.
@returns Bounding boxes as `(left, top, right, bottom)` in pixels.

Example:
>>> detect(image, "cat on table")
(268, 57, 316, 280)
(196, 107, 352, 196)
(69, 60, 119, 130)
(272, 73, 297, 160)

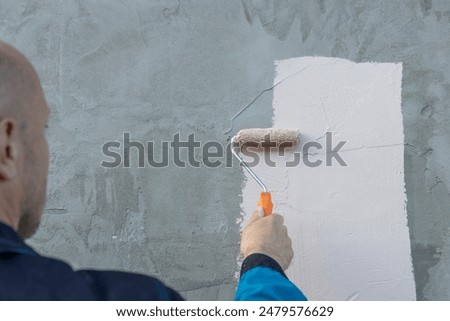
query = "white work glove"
(240, 207, 294, 271)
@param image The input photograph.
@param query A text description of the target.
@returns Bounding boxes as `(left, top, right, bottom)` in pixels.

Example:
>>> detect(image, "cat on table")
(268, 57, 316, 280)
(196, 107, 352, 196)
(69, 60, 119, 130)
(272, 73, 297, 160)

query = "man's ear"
(0, 118, 19, 181)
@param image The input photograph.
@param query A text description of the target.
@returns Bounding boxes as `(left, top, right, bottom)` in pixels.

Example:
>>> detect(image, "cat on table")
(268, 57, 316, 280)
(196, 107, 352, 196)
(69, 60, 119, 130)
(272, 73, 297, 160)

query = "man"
(0, 41, 306, 300)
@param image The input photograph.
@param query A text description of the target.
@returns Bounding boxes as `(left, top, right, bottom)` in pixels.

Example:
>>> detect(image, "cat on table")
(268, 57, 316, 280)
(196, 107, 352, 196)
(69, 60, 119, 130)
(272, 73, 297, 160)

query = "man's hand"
(240, 208, 294, 271)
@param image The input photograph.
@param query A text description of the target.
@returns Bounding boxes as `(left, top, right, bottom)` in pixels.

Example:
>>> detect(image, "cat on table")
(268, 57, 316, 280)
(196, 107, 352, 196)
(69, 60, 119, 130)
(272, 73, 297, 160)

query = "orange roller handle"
(257, 192, 273, 216)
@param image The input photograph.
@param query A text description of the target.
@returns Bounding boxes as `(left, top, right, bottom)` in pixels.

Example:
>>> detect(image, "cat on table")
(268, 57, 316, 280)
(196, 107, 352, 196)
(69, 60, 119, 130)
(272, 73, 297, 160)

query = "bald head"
(0, 40, 43, 125)
(0, 40, 49, 239)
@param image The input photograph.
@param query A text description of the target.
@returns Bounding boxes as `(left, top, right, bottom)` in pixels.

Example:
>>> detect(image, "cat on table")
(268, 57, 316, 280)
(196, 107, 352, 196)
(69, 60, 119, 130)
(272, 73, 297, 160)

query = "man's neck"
(0, 193, 21, 232)
(0, 211, 19, 231)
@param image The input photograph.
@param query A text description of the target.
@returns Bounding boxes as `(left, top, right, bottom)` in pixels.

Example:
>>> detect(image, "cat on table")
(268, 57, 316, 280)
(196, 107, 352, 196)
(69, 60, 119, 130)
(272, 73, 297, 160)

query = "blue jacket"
(235, 253, 307, 301)
(0, 223, 306, 300)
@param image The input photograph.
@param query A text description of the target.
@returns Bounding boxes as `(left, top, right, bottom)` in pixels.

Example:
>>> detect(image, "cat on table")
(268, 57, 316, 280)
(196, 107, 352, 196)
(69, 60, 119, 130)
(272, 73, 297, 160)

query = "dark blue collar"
(0, 222, 37, 256)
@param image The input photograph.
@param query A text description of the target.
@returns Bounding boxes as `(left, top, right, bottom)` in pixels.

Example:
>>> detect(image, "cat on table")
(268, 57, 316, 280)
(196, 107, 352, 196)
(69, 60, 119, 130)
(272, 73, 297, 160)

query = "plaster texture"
(0, 0, 449, 300)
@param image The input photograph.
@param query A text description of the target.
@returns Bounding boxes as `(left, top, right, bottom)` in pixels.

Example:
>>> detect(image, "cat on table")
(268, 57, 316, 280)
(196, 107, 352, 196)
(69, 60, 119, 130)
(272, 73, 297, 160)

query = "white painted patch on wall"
(240, 57, 416, 300)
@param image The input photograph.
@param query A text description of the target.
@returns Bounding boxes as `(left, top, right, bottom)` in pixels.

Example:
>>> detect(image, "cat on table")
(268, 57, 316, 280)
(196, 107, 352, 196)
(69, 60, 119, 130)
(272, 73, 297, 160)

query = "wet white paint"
(240, 57, 416, 300)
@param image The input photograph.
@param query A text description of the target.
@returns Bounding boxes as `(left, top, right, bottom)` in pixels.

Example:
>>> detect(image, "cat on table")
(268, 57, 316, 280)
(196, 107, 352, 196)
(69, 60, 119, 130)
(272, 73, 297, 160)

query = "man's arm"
(235, 209, 307, 301)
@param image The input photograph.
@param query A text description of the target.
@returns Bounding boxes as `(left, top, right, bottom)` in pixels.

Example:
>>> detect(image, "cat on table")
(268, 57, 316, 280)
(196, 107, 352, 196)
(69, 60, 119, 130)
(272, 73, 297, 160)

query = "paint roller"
(231, 128, 300, 216)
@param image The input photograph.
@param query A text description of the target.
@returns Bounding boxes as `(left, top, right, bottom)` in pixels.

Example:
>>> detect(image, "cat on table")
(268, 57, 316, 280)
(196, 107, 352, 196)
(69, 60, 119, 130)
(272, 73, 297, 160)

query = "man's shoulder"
(77, 269, 183, 300)
(0, 252, 182, 300)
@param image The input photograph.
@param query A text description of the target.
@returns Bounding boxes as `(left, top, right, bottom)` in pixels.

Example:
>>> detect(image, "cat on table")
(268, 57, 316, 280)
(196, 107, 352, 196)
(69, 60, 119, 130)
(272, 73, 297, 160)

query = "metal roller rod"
(231, 138, 268, 192)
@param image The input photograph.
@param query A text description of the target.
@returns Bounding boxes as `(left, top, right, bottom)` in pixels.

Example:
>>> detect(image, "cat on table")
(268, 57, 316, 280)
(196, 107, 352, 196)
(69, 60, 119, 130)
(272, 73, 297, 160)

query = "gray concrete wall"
(0, 0, 449, 300)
